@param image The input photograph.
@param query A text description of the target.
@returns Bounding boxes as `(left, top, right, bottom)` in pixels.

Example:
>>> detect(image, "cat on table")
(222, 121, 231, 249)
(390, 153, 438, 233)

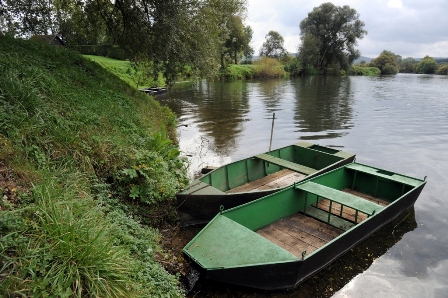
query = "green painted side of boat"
(183, 162, 426, 290)
(177, 141, 355, 227)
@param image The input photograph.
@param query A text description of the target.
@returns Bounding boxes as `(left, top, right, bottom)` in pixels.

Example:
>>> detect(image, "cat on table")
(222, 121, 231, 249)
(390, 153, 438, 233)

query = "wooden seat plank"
(296, 182, 384, 215)
(255, 154, 318, 175)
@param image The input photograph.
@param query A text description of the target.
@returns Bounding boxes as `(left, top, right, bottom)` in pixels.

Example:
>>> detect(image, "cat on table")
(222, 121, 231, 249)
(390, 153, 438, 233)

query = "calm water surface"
(159, 74, 448, 297)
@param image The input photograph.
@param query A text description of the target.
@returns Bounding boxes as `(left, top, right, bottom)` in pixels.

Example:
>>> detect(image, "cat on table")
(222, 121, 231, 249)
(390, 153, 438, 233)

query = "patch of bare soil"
(0, 160, 31, 210)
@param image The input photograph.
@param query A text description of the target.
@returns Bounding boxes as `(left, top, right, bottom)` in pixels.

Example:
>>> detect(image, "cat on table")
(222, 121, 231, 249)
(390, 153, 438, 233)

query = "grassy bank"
(221, 60, 381, 80)
(221, 57, 287, 80)
(0, 36, 187, 297)
(83, 55, 165, 89)
(348, 66, 381, 76)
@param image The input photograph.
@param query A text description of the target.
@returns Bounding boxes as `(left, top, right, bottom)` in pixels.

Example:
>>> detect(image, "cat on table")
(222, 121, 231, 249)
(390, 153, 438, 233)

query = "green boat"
(177, 141, 355, 227)
(183, 162, 426, 290)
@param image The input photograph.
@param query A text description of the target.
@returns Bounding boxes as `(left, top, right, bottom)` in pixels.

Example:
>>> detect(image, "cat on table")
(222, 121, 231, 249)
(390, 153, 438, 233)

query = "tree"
(416, 55, 438, 74)
(299, 3, 367, 72)
(203, 0, 247, 69)
(2, 0, 249, 85)
(370, 50, 399, 75)
(399, 57, 417, 73)
(436, 64, 448, 75)
(2, 0, 55, 36)
(242, 25, 254, 63)
(224, 15, 253, 64)
(259, 30, 287, 59)
(298, 33, 319, 74)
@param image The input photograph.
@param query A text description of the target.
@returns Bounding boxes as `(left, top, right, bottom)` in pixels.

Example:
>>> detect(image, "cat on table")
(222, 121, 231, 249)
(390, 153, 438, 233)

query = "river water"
(159, 74, 448, 297)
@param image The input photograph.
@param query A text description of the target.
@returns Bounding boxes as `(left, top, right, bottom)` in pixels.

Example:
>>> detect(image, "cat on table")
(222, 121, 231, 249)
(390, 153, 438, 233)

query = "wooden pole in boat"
(269, 112, 276, 152)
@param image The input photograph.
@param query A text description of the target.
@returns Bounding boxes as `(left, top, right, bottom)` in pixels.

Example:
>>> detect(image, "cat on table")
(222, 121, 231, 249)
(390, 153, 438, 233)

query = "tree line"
(359, 51, 448, 75)
(254, 2, 447, 77)
(2, 1, 446, 82)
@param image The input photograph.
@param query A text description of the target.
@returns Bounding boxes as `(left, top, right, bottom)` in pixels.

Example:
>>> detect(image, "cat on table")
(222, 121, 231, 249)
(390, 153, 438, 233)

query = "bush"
(220, 64, 255, 80)
(253, 57, 287, 78)
(416, 55, 438, 74)
(348, 66, 381, 76)
(436, 64, 448, 75)
(284, 57, 303, 76)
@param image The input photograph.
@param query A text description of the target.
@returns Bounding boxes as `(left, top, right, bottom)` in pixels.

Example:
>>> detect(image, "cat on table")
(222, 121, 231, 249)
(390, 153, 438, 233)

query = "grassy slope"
(0, 37, 185, 297)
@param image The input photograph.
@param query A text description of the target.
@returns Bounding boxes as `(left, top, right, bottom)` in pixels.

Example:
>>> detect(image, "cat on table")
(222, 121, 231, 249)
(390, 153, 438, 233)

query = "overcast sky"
(247, 0, 448, 58)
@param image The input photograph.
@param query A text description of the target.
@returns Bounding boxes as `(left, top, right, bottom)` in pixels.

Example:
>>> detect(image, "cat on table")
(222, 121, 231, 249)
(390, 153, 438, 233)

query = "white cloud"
(333, 257, 448, 298)
(387, 0, 403, 8)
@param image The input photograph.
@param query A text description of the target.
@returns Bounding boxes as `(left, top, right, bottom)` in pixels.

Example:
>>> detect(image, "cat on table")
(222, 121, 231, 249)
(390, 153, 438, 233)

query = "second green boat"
(177, 141, 355, 227)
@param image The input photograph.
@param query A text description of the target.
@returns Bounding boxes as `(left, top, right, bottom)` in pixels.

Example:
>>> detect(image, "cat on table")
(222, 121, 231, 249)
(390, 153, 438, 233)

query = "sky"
(246, 0, 448, 59)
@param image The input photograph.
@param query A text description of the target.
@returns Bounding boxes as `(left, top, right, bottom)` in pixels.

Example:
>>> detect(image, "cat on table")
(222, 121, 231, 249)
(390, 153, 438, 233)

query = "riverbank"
(220, 62, 381, 80)
(0, 36, 187, 297)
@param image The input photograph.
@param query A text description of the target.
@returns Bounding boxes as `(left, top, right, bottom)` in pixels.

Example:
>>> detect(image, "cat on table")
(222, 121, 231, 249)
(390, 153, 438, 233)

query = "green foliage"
(416, 55, 438, 74)
(299, 3, 367, 71)
(284, 57, 303, 76)
(253, 57, 287, 78)
(73, 45, 126, 60)
(3, 0, 250, 85)
(298, 33, 319, 75)
(118, 134, 188, 205)
(220, 59, 288, 79)
(348, 66, 381, 76)
(259, 30, 288, 59)
(436, 64, 448, 75)
(1, 178, 134, 297)
(221, 64, 255, 80)
(399, 57, 417, 73)
(223, 15, 254, 65)
(370, 50, 399, 75)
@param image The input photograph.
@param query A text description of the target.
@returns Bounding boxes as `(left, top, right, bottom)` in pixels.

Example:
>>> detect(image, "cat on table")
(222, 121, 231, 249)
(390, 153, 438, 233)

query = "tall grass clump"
(220, 64, 255, 80)
(1, 183, 133, 297)
(252, 57, 287, 78)
(0, 36, 186, 297)
(348, 66, 381, 76)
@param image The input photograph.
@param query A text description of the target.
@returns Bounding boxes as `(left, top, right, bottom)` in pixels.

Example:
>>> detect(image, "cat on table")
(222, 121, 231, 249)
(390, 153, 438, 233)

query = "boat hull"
(177, 142, 355, 227)
(183, 163, 426, 290)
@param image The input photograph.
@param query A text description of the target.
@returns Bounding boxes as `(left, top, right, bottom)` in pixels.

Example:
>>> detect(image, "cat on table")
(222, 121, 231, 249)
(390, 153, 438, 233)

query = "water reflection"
(164, 77, 356, 164)
(255, 79, 291, 112)
(292, 76, 354, 140)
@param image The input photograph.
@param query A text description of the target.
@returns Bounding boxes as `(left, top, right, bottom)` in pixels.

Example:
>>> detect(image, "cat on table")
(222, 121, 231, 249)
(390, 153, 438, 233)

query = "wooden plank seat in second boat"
(255, 153, 318, 175)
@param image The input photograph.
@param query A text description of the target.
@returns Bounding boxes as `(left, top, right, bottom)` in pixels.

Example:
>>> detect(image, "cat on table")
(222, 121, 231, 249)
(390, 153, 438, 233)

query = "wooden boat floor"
(226, 169, 306, 194)
(256, 213, 344, 258)
(316, 189, 390, 224)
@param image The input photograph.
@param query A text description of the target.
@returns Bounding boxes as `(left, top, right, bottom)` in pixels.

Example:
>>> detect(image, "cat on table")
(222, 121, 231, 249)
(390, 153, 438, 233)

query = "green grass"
(83, 55, 165, 89)
(348, 66, 381, 76)
(222, 58, 287, 80)
(0, 36, 186, 297)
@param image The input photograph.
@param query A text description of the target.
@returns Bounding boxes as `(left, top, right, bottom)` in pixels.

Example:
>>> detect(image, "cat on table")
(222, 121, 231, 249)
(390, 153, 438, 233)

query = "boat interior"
(222, 163, 421, 258)
(199, 144, 348, 193)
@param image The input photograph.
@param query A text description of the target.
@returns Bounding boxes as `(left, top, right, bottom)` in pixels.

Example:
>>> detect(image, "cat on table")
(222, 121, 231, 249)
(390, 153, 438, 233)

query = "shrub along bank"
(220, 58, 381, 80)
(0, 36, 187, 297)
